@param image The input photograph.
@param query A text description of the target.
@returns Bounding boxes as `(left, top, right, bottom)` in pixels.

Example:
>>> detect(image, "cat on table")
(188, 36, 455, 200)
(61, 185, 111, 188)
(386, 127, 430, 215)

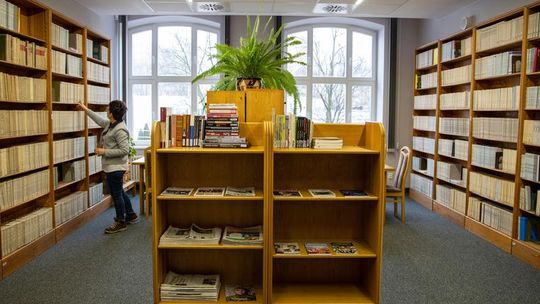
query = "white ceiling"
(73, 0, 478, 19)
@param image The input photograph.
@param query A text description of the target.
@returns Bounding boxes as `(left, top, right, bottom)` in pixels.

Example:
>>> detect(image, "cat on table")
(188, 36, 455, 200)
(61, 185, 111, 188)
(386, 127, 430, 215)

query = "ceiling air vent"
(323, 4, 347, 13)
(313, 3, 350, 14)
(198, 2, 225, 12)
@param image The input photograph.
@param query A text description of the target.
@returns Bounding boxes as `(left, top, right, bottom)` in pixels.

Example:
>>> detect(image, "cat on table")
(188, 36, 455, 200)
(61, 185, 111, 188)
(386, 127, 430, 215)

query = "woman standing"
(79, 100, 139, 234)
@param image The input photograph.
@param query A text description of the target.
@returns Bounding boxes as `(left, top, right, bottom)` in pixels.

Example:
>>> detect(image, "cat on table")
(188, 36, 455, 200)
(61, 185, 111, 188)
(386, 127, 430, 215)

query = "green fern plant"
(192, 16, 306, 111)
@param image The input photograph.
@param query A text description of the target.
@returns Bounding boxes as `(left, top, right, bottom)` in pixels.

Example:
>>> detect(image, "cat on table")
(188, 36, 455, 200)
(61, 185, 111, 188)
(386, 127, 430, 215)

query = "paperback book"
(225, 286, 256, 302)
(274, 242, 301, 254)
(161, 187, 194, 196)
(194, 187, 225, 196)
(305, 242, 331, 255)
(226, 186, 256, 197)
(331, 242, 358, 254)
(308, 189, 336, 197)
(340, 189, 369, 197)
(273, 190, 302, 197)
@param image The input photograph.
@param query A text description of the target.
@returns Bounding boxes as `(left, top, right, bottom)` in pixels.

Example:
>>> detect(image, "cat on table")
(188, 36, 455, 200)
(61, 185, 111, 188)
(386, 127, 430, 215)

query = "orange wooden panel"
(465, 217, 512, 253)
(246, 89, 284, 122)
(511, 240, 540, 269)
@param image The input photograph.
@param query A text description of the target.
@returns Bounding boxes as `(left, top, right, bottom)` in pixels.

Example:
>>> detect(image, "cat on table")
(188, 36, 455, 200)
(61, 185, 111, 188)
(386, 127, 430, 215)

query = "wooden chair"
(386, 146, 411, 223)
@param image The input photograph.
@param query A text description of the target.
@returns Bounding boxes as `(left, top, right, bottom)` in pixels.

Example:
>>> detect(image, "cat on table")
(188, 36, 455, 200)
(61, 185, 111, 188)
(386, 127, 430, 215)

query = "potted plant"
(192, 16, 306, 111)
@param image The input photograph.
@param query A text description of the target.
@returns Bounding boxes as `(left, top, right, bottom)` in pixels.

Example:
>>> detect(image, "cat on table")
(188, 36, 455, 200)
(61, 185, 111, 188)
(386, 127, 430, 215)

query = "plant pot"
(236, 77, 262, 91)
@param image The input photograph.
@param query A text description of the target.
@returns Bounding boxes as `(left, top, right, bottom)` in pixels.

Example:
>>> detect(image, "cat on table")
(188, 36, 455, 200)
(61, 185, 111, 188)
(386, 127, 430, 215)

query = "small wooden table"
(132, 156, 146, 215)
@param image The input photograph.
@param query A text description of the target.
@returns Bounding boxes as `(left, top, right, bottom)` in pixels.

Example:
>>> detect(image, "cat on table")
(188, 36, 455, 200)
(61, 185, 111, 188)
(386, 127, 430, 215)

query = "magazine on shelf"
(308, 189, 336, 197)
(222, 225, 263, 245)
(331, 242, 357, 254)
(161, 187, 194, 196)
(160, 272, 220, 301)
(274, 242, 301, 254)
(305, 242, 331, 255)
(273, 189, 302, 197)
(339, 189, 369, 197)
(226, 186, 256, 197)
(160, 224, 222, 245)
(225, 286, 256, 301)
(194, 187, 225, 196)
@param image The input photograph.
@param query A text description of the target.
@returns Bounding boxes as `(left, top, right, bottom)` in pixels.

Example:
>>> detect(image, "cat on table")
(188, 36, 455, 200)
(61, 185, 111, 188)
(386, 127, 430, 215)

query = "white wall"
(418, 0, 537, 45)
(40, 0, 118, 98)
(230, 16, 274, 47)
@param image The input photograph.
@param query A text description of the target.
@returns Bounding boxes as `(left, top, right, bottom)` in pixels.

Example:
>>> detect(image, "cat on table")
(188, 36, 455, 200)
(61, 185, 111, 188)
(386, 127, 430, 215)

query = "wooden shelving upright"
(268, 123, 385, 304)
(0, 0, 115, 279)
(151, 121, 270, 304)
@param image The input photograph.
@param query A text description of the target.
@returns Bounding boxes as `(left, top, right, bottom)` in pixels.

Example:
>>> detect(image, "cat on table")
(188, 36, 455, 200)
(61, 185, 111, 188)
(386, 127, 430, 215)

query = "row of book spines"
(471, 145, 516, 173)
(416, 47, 438, 69)
(87, 61, 110, 83)
(0, 110, 48, 138)
(86, 39, 108, 64)
(0, 207, 53, 257)
(441, 37, 471, 62)
(436, 161, 467, 182)
(523, 120, 540, 146)
(0, 33, 47, 69)
(51, 111, 85, 133)
(54, 191, 87, 226)
(0, 0, 19, 32)
(0, 71, 46, 102)
(474, 51, 521, 79)
(469, 171, 515, 207)
(410, 173, 433, 197)
(519, 186, 540, 216)
(435, 184, 466, 214)
(438, 138, 468, 159)
(160, 111, 206, 148)
(439, 118, 469, 136)
(412, 116, 436, 131)
(51, 50, 81, 77)
(415, 72, 437, 89)
(273, 114, 313, 148)
(476, 15, 523, 52)
(0, 141, 48, 178)
(53, 159, 86, 189)
(472, 117, 518, 143)
(0, 169, 49, 212)
(51, 23, 82, 53)
(521, 153, 540, 182)
(441, 65, 471, 85)
(468, 197, 513, 236)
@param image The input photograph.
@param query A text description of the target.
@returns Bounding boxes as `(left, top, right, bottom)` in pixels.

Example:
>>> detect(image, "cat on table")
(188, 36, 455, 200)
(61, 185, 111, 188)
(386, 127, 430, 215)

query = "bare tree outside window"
(158, 26, 191, 76)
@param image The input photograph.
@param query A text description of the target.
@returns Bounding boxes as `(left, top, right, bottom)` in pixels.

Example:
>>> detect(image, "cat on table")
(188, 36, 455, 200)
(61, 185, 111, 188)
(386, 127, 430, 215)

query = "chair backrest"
(391, 146, 411, 191)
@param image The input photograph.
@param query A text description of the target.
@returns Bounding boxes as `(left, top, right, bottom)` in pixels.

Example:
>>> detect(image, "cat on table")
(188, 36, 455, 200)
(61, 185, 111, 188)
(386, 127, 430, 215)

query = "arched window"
(128, 16, 222, 144)
(284, 18, 379, 123)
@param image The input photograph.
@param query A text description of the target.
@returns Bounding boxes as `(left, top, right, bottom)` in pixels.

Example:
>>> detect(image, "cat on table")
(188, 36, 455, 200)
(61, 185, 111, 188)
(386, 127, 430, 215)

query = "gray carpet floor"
(0, 195, 539, 303)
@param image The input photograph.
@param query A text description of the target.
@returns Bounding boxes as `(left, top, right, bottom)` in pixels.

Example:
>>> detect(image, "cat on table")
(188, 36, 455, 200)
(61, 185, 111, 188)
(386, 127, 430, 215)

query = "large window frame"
(284, 22, 378, 123)
(128, 17, 221, 146)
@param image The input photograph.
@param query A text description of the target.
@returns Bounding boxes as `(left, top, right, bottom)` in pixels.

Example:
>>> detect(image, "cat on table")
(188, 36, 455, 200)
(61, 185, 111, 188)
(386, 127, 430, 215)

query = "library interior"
(0, 0, 540, 303)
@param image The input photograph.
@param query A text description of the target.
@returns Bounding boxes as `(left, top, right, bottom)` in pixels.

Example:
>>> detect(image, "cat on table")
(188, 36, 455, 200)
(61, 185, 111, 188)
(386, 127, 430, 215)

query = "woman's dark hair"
(108, 100, 127, 122)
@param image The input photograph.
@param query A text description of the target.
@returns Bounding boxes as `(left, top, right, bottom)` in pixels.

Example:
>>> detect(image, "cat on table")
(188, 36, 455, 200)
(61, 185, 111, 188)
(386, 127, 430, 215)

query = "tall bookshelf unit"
(268, 123, 385, 304)
(151, 121, 270, 304)
(0, 0, 114, 279)
(411, 2, 540, 268)
(150, 121, 385, 303)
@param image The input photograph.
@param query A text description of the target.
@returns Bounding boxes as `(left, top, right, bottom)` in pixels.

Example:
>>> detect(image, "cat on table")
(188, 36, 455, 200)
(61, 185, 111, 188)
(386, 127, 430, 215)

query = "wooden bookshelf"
(0, 0, 115, 280)
(151, 121, 269, 304)
(268, 122, 384, 304)
(411, 2, 540, 268)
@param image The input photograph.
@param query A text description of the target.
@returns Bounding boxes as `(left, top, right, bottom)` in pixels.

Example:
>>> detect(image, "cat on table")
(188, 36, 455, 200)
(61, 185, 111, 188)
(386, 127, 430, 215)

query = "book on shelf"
(523, 120, 540, 146)
(305, 242, 331, 255)
(414, 94, 437, 110)
(468, 197, 513, 236)
(475, 51, 521, 79)
(159, 108, 206, 148)
(435, 184, 466, 214)
(0, 141, 49, 178)
(52, 81, 84, 104)
(331, 242, 357, 254)
(0, 72, 47, 102)
(0, 34, 47, 69)
(89, 182, 104, 207)
(412, 156, 434, 177)
(273, 189, 302, 197)
(0, 110, 48, 138)
(160, 224, 222, 245)
(413, 116, 436, 131)
(161, 187, 194, 196)
(272, 112, 314, 148)
(87, 85, 110, 105)
(225, 285, 256, 302)
(527, 47, 540, 73)
(472, 117, 518, 143)
(440, 91, 470, 110)
(339, 189, 368, 197)
(518, 216, 540, 242)
(474, 86, 520, 111)
(274, 242, 301, 254)
(225, 186, 255, 197)
(521, 153, 540, 182)
(52, 111, 85, 133)
(0, 169, 49, 212)
(520, 186, 540, 216)
(160, 272, 220, 302)
(469, 171, 514, 207)
(441, 65, 471, 86)
(221, 225, 263, 245)
(441, 37, 471, 61)
(54, 191, 88, 225)
(87, 61, 110, 83)
(416, 47, 438, 69)
(194, 187, 225, 197)
(311, 137, 343, 149)
(415, 72, 437, 89)
(308, 189, 336, 197)
(0, 0, 19, 32)
(203, 104, 248, 148)
(472, 144, 516, 173)
(529, 12, 540, 40)
(410, 173, 433, 197)
(413, 136, 435, 154)
(439, 117, 469, 136)
(476, 16, 523, 52)
(1, 207, 53, 257)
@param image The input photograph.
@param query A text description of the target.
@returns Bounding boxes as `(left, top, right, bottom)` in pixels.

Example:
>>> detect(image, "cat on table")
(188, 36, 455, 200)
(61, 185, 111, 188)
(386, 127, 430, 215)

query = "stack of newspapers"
(160, 272, 221, 301)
